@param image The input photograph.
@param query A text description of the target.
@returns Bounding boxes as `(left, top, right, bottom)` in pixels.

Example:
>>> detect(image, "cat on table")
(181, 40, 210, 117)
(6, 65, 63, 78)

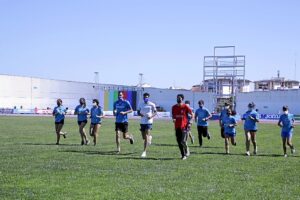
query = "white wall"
(0, 74, 215, 112)
(0, 75, 99, 109)
(236, 90, 300, 114)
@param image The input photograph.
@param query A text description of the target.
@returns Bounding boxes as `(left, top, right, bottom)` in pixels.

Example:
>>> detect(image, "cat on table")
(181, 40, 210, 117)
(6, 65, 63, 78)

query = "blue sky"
(0, 0, 299, 89)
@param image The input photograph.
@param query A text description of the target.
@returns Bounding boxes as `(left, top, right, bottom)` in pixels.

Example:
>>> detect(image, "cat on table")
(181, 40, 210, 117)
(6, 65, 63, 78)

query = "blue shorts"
(281, 131, 293, 139)
(225, 132, 236, 138)
(78, 120, 88, 126)
(140, 124, 152, 132)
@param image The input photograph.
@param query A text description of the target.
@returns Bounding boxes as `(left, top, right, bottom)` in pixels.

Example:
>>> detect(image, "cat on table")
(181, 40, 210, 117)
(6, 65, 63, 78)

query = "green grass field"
(0, 116, 299, 200)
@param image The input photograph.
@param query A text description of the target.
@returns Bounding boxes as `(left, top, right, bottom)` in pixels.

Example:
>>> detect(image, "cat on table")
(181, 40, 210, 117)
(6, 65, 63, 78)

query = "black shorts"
(115, 122, 128, 133)
(197, 126, 208, 137)
(91, 123, 101, 126)
(140, 124, 153, 132)
(245, 129, 257, 133)
(55, 119, 64, 125)
(78, 120, 88, 126)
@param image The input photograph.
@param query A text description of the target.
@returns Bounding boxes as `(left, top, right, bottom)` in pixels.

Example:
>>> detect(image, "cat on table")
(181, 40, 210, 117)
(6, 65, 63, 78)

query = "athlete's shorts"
(91, 122, 101, 126)
(55, 119, 64, 125)
(197, 126, 208, 137)
(281, 131, 293, 139)
(78, 120, 88, 126)
(115, 122, 128, 133)
(140, 124, 153, 132)
(244, 129, 257, 133)
(225, 132, 236, 138)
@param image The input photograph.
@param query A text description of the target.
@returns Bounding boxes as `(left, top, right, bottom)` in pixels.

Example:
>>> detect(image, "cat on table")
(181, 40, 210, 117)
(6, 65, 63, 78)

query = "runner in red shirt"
(172, 94, 193, 160)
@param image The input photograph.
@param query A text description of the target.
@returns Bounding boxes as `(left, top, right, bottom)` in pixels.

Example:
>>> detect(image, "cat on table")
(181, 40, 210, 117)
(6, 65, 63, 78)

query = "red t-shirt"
(172, 103, 192, 129)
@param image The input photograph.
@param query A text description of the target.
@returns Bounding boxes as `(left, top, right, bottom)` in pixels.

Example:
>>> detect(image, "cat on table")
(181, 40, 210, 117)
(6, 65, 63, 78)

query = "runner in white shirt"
(138, 93, 157, 158)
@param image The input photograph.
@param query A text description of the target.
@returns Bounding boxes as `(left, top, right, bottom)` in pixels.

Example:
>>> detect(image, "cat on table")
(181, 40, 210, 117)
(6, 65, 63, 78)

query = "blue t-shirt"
(220, 108, 229, 126)
(53, 106, 67, 122)
(90, 106, 103, 124)
(113, 99, 132, 123)
(279, 113, 294, 133)
(224, 115, 237, 135)
(195, 107, 211, 126)
(242, 110, 259, 131)
(75, 105, 89, 122)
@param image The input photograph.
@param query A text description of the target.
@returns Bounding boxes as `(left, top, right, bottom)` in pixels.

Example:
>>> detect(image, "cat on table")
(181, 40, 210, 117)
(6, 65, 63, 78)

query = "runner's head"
(143, 93, 150, 103)
(248, 102, 255, 111)
(57, 99, 62, 106)
(93, 99, 99, 107)
(79, 98, 86, 107)
(198, 100, 204, 108)
(282, 105, 289, 114)
(177, 94, 184, 104)
(224, 102, 230, 109)
(118, 91, 124, 100)
(184, 100, 190, 106)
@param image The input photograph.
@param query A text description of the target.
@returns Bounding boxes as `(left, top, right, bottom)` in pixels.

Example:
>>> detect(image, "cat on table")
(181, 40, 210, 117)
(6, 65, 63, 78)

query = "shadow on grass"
(22, 143, 79, 146)
(152, 143, 178, 147)
(61, 149, 136, 156)
(117, 157, 177, 161)
(189, 146, 223, 149)
(192, 151, 246, 156)
(256, 154, 300, 158)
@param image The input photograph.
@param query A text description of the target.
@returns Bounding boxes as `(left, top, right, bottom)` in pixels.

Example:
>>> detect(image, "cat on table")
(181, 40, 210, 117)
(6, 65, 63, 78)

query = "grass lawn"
(0, 116, 299, 200)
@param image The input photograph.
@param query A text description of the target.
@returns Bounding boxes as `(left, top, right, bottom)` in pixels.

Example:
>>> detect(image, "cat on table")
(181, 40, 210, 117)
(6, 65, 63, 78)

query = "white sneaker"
(182, 156, 187, 160)
(141, 151, 146, 158)
(284, 154, 288, 158)
(186, 149, 190, 157)
(246, 151, 250, 156)
(148, 135, 152, 145)
(117, 147, 121, 154)
(291, 148, 296, 154)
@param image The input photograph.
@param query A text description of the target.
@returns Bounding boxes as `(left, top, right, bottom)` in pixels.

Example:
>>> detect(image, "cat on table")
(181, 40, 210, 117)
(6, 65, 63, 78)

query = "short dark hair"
(143, 93, 150, 97)
(177, 94, 184, 100)
(93, 99, 99, 106)
(248, 102, 255, 108)
(79, 98, 86, 107)
(118, 91, 123, 96)
(231, 110, 237, 116)
(185, 100, 190, 104)
(224, 102, 229, 106)
(282, 106, 288, 111)
(198, 100, 204, 105)
(57, 99, 62, 105)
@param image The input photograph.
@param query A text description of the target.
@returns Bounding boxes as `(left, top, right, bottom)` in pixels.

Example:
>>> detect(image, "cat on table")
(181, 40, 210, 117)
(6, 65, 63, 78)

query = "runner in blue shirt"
(113, 91, 134, 153)
(242, 102, 259, 156)
(194, 100, 212, 147)
(89, 99, 104, 146)
(52, 99, 68, 145)
(74, 98, 90, 145)
(278, 106, 296, 157)
(223, 109, 237, 154)
(219, 102, 230, 139)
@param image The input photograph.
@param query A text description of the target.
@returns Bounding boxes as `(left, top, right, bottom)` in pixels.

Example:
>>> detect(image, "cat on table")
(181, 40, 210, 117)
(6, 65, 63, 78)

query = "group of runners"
(52, 92, 296, 159)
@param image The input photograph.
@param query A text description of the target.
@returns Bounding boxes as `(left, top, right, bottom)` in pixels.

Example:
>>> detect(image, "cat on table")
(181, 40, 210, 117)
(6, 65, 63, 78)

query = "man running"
(219, 102, 230, 139)
(172, 94, 193, 160)
(195, 100, 212, 147)
(113, 91, 134, 153)
(138, 93, 157, 158)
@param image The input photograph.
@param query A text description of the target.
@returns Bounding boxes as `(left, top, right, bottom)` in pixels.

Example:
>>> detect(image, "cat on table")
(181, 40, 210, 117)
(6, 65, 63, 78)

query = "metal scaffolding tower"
(203, 46, 245, 111)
